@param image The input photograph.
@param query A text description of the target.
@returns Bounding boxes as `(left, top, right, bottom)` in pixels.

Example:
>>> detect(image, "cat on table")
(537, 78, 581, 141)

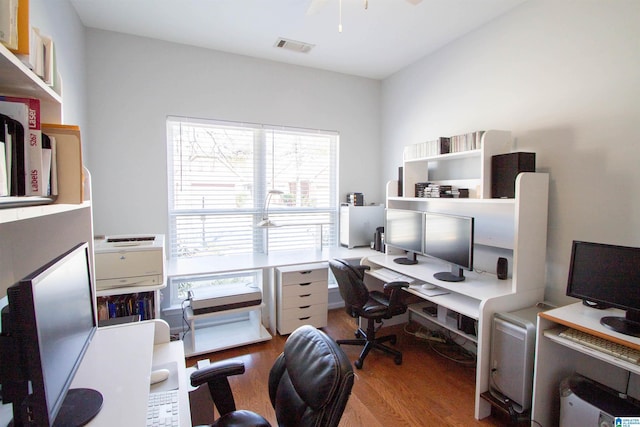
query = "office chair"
(329, 258, 409, 369)
(190, 325, 354, 427)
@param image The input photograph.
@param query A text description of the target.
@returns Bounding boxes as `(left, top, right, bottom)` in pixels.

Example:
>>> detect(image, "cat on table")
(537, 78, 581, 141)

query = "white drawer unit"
(276, 262, 328, 335)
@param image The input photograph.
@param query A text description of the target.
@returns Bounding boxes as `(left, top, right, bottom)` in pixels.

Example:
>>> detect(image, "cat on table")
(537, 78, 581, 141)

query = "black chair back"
(329, 259, 370, 316)
(268, 325, 355, 427)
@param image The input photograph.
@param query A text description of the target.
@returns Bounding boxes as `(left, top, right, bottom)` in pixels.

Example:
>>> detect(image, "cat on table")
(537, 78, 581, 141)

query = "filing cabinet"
(276, 262, 328, 335)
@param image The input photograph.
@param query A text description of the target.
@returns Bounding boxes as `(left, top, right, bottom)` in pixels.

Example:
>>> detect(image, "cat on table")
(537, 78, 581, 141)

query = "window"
(166, 116, 339, 259)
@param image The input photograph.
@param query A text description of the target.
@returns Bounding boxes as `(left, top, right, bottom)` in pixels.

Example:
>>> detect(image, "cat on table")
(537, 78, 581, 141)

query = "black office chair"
(329, 258, 409, 369)
(190, 325, 354, 427)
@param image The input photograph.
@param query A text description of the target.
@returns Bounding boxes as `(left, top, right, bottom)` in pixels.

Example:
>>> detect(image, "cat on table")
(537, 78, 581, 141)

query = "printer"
(94, 234, 165, 291)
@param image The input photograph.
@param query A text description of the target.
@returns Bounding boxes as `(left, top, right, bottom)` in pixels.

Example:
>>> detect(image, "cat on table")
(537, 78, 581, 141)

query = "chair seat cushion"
(211, 410, 271, 427)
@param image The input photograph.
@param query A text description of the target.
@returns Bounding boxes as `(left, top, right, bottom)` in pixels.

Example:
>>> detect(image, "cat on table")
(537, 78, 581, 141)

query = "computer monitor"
(423, 212, 474, 282)
(0, 242, 103, 426)
(566, 240, 640, 338)
(385, 209, 424, 265)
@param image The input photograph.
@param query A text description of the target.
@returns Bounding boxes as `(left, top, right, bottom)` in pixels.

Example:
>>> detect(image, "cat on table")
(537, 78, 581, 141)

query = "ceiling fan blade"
(306, 0, 329, 15)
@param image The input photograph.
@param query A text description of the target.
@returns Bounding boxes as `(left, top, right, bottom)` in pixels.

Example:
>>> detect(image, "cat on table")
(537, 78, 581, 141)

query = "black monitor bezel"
(566, 240, 640, 337)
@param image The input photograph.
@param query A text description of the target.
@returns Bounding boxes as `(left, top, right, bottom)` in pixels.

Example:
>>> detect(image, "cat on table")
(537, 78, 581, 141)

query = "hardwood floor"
(186, 309, 509, 426)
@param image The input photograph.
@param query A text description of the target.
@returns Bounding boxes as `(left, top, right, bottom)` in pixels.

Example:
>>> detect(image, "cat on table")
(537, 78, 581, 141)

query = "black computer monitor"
(385, 209, 424, 265)
(0, 242, 103, 426)
(423, 212, 474, 282)
(566, 240, 640, 338)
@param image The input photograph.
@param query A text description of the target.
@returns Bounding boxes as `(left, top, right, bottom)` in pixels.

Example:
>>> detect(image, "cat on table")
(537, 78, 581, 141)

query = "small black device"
(497, 257, 508, 280)
(458, 314, 477, 336)
(491, 152, 536, 198)
(422, 305, 437, 317)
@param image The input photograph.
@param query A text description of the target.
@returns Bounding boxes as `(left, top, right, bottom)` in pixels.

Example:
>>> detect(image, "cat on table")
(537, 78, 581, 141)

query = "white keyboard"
(558, 327, 640, 364)
(370, 268, 414, 284)
(147, 390, 180, 427)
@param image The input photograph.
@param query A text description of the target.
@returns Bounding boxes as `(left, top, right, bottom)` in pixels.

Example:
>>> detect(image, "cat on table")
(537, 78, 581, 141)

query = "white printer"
(94, 234, 165, 290)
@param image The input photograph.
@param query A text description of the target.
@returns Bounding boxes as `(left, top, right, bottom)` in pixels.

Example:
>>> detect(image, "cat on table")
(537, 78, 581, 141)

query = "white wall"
(381, 0, 640, 304)
(83, 30, 382, 238)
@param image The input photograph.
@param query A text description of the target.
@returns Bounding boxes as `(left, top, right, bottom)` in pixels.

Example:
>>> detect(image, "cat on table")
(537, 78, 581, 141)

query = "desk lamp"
(258, 189, 283, 227)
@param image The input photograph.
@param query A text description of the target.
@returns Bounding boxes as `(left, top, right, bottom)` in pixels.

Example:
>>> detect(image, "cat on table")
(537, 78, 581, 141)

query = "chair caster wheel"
(390, 336, 397, 345)
(394, 356, 402, 365)
(355, 331, 363, 339)
(354, 359, 363, 369)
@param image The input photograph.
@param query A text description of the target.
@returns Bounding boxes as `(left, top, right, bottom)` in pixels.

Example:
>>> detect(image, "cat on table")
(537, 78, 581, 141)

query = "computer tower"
(339, 204, 384, 248)
(490, 304, 550, 413)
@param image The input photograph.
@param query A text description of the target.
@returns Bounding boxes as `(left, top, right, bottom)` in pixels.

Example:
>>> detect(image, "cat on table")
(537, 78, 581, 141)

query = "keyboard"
(558, 327, 640, 364)
(147, 389, 180, 427)
(370, 268, 414, 284)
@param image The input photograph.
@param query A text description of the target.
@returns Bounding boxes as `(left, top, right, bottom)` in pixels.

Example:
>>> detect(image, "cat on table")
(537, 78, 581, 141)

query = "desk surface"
(540, 302, 640, 351)
(1, 322, 191, 427)
(168, 246, 378, 277)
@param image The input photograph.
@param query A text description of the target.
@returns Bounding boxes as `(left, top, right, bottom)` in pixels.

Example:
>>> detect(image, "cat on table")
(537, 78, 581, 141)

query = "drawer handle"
(299, 305, 311, 309)
(299, 316, 311, 320)
(299, 282, 312, 286)
(300, 271, 313, 275)
(299, 294, 311, 298)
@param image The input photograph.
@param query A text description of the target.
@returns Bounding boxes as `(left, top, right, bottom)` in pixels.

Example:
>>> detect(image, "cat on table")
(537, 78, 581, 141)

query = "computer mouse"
(421, 283, 437, 290)
(150, 368, 170, 385)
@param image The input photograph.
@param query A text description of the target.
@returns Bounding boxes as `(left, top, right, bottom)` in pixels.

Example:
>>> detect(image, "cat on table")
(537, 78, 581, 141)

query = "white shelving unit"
(376, 130, 550, 420)
(96, 284, 164, 321)
(402, 130, 511, 199)
(181, 304, 272, 357)
(0, 44, 94, 301)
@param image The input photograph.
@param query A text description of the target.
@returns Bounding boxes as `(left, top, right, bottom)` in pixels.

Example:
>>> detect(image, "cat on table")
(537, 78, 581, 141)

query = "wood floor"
(186, 309, 509, 426)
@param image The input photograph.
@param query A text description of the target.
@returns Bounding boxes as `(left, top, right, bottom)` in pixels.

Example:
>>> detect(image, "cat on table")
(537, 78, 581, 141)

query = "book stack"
(415, 183, 469, 198)
(449, 131, 485, 153)
(97, 292, 155, 322)
(404, 137, 451, 160)
(0, 0, 62, 94)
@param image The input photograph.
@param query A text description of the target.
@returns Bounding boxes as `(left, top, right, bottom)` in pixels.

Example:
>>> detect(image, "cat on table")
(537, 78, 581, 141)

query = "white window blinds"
(167, 117, 338, 258)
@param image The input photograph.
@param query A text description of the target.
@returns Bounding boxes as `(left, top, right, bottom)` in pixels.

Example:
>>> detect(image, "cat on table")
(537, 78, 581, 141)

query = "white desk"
(0, 321, 191, 426)
(531, 302, 640, 426)
(365, 253, 544, 420)
(168, 246, 378, 348)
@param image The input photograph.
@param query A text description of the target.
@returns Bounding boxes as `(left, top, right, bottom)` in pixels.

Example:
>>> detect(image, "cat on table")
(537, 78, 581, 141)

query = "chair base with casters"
(328, 258, 409, 370)
(189, 325, 354, 427)
(338, 315, 403, 369)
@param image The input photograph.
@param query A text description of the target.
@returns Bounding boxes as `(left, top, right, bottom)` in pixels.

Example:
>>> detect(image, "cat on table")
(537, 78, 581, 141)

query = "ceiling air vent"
(274, 37, 314, 54)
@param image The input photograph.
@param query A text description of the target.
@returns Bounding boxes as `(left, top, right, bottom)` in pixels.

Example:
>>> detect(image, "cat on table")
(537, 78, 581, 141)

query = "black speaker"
(497, 257, 508, 280)
(491, 152, 536, 198)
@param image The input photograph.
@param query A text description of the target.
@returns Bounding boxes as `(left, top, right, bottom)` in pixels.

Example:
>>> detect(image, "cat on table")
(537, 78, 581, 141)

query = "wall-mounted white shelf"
(0, 43, 62, 123)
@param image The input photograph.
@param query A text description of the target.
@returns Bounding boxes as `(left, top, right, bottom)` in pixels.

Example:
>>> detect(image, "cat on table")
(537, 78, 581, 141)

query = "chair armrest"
(190, 359, 245, 388)
(351, 264, 370, 280)
(383, 281, 410, 308)
(383, 281, 410, 291)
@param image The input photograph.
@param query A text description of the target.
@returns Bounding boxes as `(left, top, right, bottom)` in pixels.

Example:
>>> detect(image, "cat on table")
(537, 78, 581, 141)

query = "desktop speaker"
(497, 257, 508, 280)
(491, 152, 536, 198)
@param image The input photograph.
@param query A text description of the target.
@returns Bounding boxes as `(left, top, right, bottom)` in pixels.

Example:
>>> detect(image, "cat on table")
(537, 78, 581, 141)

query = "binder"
(41, 123, 83, 204)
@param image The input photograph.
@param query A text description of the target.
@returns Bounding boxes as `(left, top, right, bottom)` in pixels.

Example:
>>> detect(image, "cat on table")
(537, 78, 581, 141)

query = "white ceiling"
(69, 0, 526, 80)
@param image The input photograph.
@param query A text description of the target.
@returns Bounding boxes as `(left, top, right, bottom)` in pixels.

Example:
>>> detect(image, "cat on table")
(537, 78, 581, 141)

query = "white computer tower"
(490, 304, 550, 413)
(339, 204, 384, 248)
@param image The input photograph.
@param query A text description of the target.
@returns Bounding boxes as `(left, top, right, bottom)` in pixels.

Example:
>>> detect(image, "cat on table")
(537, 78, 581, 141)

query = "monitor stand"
(53, 388, 103, 427)
(393, 251, 417, 265)
(434, 265, 465, 282)
(600, 316, 640, 338)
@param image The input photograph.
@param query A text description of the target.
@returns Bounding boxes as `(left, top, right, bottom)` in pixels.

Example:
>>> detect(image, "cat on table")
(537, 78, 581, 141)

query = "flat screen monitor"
(566, 240, 640, 338)
(0, 242, 103, 426)
(423, 212, 474, 282)
(385, 209, 424, 265)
